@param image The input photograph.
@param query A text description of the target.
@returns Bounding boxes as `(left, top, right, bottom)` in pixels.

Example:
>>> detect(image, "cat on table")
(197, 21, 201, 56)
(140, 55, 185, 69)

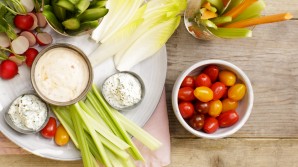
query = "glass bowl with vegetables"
(185, 0, 293, 40)
(172, 60, 254, 139)
(41, 0, 109, 36)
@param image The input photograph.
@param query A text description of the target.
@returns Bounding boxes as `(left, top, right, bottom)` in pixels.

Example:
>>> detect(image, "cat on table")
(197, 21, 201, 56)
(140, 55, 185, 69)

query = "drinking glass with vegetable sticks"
(185, 0, 293, 40)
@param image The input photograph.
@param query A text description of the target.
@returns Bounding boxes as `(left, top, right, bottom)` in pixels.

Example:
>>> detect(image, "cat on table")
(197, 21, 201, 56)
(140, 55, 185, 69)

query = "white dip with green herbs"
(34, 47, 89, 102)
(8, 94, 47, 131)
(102, 73, 142, 109)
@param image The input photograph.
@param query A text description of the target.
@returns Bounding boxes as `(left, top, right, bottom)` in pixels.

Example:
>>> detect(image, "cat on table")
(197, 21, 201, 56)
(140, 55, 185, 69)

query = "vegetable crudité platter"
(0, 0, 185, 165)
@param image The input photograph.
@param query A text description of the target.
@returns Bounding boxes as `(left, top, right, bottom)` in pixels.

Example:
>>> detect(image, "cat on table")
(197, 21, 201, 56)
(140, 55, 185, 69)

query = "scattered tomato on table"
(177, 64, 247, 134)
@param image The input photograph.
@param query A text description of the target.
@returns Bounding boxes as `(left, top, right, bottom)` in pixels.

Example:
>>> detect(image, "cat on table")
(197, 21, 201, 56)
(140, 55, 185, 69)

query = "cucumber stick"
(52, 0, 66, 21)
(42, 6, 64, 32)
(76, 0, 90, 14)
(78, 8, 109, 22)
(90, 0, 107, 8)
(56, 0, 75, 12)
(62, 18, 80, 30)
(66, 20, 99, 35)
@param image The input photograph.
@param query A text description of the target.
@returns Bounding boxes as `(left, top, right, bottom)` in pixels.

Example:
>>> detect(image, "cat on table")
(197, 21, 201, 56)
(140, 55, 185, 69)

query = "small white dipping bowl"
(172, 60, 254, 139)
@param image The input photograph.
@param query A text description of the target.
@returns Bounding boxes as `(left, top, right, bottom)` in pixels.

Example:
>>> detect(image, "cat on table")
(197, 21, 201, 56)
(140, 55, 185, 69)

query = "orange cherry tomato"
(208, 100, 222, 117)
(219, 70, 236, 86)
(228, 83, 246, 101)
(55, 124, 70, 146)
(222, 98, 238, 112)
(193, 86, 213, 102)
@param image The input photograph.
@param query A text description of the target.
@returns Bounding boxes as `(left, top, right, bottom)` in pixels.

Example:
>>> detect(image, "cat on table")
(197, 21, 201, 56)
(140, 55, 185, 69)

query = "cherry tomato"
(55, 124, 70, 146)
(211, 82, 227, 100)
(178, 87, 195, 101)
(193, 86, 213, 102)
(222, 98, 238, 112)
(181, 76, 195, 88)
(219, 70, 236, 86)
(178, 102, 195, 119)
(218, 110, 239, 128)
(208, 100, 222, 117)
(228, 83, 246, 101)
(203, 117, 219, 134)
(194, 101, 210, 114)
(195, 73, 212, 87)
(202, 65, 219, 83)
(189, 114, 205, 130)
(41, 117, 57, 139)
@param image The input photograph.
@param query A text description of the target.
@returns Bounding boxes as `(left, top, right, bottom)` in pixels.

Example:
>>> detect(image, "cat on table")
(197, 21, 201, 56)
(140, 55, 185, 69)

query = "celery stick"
(210, 16, 232, 25)
(91, 85, 144, 161)
(232, 0, 266, 23)
(200, 19, 218, 29)
(85, 132, 103, 163)
(208, 27, 252, 38)
(207, 0, 223, 11)
(51, 106, 79, 148)
(70, 104, 94, 167)
(84, 99, 110, 130)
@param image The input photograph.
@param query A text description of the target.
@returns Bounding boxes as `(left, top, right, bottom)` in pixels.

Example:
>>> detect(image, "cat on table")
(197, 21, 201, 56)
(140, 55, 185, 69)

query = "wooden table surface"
(1, 1, 298, 166)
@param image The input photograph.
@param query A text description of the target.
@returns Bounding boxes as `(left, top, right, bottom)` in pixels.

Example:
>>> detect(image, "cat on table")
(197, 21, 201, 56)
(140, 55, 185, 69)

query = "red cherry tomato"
(178, 87, 195, 101)
(203, 117, 219, 134)
(195, 73, 212, 87)
(194, 101, 210, 114)
(193, 86, 213, 102)
(218, 110, 239, 128)
(211, 82, 227, 100)
(181, 76, 195, 88)
(178, 102, 195, 119)
(41, 117, 57, 139)
(202, 65, 219, 83)
(189, 114, 205, 130)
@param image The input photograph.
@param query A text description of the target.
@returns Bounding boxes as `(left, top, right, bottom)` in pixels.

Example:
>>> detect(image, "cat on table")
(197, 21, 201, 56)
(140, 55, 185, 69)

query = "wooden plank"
(170, 138, 298, 167)
(263, 0, 298, 18)
(166, 20, 298, 138)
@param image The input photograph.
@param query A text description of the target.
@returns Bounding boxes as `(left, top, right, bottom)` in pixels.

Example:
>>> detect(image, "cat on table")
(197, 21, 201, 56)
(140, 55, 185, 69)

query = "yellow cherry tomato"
(194, 86, 213, 102)
(55, 124, 70, 146)
(219, 70, 236, 86)
(208, 100, 222, 117)
(222, 98, 238, 112)
(228, 83, 246, 101)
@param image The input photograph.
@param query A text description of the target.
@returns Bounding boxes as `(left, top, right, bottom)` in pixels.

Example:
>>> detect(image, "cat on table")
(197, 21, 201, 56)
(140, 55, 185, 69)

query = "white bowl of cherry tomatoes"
(172, 60, 253, 139)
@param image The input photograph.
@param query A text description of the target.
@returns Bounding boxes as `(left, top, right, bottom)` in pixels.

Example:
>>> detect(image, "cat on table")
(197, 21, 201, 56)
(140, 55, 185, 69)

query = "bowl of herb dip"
(101, 71, 145, 111)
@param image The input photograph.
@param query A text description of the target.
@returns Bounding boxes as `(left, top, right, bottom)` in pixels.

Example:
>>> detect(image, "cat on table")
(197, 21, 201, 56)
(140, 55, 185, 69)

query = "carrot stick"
(224, 0, 257, 18)
(224, 13, 293, 28)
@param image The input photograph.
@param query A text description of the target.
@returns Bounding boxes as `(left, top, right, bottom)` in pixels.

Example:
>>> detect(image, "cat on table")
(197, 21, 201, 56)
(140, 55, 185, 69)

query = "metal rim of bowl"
(101, 71, 146, 111)
(4, 90, 50, 134)
(171, 59, 254, 139)
(30, 43, 94, 106)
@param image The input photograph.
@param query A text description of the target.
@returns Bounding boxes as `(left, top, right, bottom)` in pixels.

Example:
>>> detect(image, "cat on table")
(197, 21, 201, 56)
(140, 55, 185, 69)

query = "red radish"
(28, 13, 38, 30)
(11, 36, 29, 54)
(13, 27, 21, 34)
(8, 56, 24, 66)
(36, 32, 53, 46)
(0, 60, 18, 80)
(20, 31, 36, 47)
(0, 32, 10, 48)
(24, 48, 39, 67)
(36, 12, 47, 28)
(20, 0, 34, 12)
(14, 14, 34, 30)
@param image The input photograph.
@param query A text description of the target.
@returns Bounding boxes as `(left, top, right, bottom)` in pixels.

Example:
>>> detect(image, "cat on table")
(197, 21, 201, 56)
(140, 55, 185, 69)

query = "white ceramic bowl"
(172, 60, 254, 139)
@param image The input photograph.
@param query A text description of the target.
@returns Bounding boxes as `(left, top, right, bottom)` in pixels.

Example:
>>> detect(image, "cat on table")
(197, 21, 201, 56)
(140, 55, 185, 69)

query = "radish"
(0, 60, 18, 80)
(11, 36, 29, 54)
(13, 27, 21, 34)
(20, 31, 36, 47)
(36, 12, 47, 28)
(24, 48, 39, 67)
(0, 32, 10, 48)
(28, 13, 38, 30)
(14, 14, 34, 30)
(8, 56, 24, 66)
(20, 0, 35, 12)
(36, 32, 53, 46)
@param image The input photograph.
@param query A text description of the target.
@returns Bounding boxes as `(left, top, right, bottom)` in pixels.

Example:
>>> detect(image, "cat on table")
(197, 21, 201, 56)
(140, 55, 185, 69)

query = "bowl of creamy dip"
(31, 43, 93, 106)
(4, 91, 50, 134)
(101, 71, 145, 111)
